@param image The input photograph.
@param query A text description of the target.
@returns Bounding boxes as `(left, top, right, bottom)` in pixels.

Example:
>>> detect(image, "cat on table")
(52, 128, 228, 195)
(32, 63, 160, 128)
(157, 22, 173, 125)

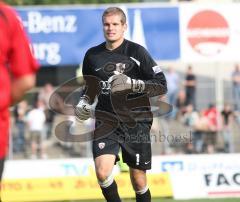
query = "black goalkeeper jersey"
(82, 39, 167, 121)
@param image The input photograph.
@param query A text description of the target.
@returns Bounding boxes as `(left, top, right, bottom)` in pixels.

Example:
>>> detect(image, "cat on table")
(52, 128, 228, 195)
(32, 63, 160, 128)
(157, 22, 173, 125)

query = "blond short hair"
(102, 7, 126, 25)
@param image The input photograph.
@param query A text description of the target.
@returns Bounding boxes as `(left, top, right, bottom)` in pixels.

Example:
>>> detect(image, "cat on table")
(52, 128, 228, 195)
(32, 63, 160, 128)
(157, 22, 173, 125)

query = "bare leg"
(94, 154, 121, 202)
(130, 168, 151, 202)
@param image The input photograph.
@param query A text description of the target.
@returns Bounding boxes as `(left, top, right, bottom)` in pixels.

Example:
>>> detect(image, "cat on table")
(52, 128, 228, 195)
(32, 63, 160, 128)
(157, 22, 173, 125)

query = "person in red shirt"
(0, 1, 39, 195)
(203, 104, 222, 153)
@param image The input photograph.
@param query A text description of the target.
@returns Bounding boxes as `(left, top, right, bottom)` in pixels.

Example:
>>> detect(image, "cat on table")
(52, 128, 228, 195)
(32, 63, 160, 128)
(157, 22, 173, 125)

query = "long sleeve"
(137, 47, 167, 97)
(82, 50, 101, 104)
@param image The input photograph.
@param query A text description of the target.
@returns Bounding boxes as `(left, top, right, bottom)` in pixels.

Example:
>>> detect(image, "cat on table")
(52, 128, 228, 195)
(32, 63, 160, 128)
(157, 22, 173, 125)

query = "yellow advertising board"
(1, 173, 172, 201)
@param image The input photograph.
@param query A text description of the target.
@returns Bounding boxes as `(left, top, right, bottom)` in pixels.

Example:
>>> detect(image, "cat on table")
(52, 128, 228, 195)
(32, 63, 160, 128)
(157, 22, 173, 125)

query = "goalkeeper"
(75, 7, 167, 202)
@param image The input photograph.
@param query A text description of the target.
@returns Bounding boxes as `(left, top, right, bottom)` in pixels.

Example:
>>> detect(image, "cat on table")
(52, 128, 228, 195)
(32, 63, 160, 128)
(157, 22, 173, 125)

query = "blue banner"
(17, 6, 180, 66)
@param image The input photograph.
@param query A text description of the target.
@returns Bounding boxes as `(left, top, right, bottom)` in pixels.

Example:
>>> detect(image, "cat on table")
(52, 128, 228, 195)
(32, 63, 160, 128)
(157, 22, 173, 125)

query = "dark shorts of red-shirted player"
(0, 157, 5, 181)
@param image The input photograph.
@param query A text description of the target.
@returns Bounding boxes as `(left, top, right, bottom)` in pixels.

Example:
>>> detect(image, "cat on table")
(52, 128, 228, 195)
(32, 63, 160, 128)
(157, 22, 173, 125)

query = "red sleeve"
(7, 8, 39, 78)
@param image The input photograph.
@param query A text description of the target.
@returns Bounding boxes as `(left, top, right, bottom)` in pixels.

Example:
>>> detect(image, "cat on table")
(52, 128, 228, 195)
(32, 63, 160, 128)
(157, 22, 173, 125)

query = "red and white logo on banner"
(187, 10, 230, 56)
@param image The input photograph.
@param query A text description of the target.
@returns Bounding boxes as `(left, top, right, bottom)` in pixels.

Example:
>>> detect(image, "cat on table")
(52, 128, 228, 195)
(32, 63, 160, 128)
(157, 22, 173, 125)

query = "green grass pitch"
(58, 198, 240, 202)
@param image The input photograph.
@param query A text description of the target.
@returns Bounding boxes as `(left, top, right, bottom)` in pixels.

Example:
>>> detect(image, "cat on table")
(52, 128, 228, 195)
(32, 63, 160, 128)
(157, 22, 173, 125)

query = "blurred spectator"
(182, 104, 202, 153)
(235, 111, 240, 127)
(38, 83, 55, 139)
(203, 104, 222, 153)
(58, 115, 75, 154)
(165, 67, 180, 118)
(38, 83, 54, 106)
(232, 64, 240, 111)
(182, 104, 198, 127)
(221, 103, 234, 153)
(193, 110, 209, 153)
(184, 65, 196, 109)
(13, 100, 28, 154)
(184, 142, 195, 154)
(175, 89, 187, 119)
(26, 100, 46, 159)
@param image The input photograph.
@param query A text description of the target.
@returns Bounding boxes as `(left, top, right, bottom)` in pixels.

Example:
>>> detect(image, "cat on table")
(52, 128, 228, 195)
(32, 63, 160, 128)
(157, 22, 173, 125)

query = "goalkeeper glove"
(108, 72, 145, 94)
(75, 96, 91, 121)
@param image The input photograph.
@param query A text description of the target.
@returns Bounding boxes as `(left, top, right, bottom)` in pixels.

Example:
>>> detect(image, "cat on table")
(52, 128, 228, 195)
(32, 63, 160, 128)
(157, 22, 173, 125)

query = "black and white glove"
(75, 96, 91, 121)
(108, 71, 145, 94)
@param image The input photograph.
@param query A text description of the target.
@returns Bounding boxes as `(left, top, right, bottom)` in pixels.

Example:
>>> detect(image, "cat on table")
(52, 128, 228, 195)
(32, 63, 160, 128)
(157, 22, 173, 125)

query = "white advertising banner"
(3, 158, 121, 179)
(151, 154, 240, 173)
(3, 158, 95, 179)
(150, 154, 240, 199)
(171, 170, 240, 199)
(170, 172, 207, 199)
(180, 4, 240, 62)
(204, 170, 240, 197)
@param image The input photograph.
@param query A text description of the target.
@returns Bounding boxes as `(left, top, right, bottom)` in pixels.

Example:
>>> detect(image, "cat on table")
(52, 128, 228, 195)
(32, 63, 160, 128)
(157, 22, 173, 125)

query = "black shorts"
(92, 121, 152, 170)
(0, 157, 4, 181)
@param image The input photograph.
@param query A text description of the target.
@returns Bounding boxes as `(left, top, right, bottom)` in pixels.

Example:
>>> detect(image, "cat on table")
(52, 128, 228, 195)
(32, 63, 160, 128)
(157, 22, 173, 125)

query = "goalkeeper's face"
(103, 14, 127, 43)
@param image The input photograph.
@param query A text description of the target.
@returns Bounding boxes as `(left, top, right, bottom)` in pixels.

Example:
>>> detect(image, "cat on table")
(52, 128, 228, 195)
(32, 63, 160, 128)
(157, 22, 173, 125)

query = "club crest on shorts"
(98, 142, 105, 149)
